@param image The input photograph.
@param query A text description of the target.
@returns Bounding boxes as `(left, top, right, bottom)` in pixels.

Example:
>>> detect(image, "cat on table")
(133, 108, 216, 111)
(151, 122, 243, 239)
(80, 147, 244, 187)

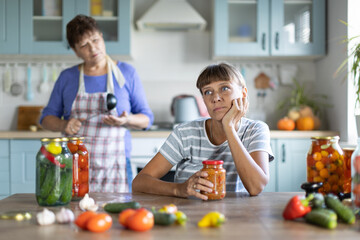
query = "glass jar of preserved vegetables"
(36, 138, 73, 206)
(351, 138, 360, 208)
(342, 147, 354, 194)
(68, 137, 89, 200)
(200, 160, 226, 200)
(307, 136, 346, 195)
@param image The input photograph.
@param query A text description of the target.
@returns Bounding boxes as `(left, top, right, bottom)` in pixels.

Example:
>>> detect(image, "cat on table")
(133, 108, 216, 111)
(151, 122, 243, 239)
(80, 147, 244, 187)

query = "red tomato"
(75, 211, 97, 230)
(67, 142, 78, 154)
(126, 208, 154, 232)
(86, 213, 113, 233)
(118, 208, 136, 227)
(80, 170, 89, 184)
(78, 154, 88, 169)
(78, 183, 89, 197)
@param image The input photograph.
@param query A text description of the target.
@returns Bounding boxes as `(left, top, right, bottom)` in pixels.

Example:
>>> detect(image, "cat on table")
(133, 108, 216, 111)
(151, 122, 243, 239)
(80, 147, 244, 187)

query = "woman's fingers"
(188, 171, 214, 200)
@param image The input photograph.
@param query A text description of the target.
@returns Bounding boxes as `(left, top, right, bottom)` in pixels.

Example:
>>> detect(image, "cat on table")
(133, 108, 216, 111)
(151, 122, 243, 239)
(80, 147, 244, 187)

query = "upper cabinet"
(213, 0, 326, 58)
(0, 0, 130, 55)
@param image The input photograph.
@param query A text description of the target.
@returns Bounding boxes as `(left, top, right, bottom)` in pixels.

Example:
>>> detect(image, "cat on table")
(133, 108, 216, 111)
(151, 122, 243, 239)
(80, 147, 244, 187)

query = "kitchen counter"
(0, 192, 358, 240)
(0, 130, 340, 139)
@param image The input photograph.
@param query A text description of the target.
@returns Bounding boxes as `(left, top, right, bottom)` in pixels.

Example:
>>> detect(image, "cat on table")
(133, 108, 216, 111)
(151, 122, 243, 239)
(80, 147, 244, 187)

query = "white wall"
(0, 0, 333, 131)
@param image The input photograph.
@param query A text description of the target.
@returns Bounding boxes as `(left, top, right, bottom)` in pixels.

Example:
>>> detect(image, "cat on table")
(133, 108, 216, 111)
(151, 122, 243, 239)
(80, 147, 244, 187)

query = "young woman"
(132, 63, 273, 200)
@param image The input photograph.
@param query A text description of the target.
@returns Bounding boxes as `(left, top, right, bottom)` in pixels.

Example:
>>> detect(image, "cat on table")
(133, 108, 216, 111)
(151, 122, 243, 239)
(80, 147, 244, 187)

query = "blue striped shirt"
(159, 118, 274, 192)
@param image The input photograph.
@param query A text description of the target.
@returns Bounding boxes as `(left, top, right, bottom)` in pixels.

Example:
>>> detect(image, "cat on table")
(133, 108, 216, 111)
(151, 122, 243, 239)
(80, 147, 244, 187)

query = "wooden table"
(0, 192, 359, 240)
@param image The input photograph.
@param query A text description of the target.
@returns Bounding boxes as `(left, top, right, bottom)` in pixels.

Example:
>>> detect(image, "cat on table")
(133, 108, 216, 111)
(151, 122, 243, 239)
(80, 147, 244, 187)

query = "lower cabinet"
(264, 138, 310, 192)
(0, 140, 10, 199)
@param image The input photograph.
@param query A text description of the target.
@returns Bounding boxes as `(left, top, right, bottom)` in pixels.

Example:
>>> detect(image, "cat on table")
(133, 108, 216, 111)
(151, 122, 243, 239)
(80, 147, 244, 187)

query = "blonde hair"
(196, 63, 246, 94)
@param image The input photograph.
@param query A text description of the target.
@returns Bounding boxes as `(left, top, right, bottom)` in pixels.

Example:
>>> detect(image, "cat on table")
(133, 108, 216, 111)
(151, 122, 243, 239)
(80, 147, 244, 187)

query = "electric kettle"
(171, 95, 201, 124)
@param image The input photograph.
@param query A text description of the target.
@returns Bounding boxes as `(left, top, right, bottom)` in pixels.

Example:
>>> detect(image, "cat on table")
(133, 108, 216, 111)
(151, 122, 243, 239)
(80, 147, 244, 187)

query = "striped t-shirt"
(159, 118, 274, 192)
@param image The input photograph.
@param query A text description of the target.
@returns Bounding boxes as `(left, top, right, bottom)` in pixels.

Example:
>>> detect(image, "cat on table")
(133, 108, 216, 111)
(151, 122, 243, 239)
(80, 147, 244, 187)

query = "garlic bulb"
(56, 208, 75, 224)
(37, 208, 55, 226)
(79, 193, 99, 212)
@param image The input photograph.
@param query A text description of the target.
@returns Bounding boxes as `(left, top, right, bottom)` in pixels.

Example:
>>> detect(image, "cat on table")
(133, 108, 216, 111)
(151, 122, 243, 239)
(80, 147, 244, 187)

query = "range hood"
(136, 0, 207, 31)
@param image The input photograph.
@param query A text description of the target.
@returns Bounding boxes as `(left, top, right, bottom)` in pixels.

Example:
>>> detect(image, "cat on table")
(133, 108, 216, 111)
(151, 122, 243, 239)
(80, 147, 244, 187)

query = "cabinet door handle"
(282, 144, 286, 163)
(261, 33, 266, 50)
(275, 32, 279, 50)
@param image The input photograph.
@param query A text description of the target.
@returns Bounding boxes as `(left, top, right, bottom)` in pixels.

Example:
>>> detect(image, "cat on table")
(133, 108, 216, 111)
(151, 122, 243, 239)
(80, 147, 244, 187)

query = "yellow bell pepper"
(198, 211, 225, 228)
(46, 142, 62, 155)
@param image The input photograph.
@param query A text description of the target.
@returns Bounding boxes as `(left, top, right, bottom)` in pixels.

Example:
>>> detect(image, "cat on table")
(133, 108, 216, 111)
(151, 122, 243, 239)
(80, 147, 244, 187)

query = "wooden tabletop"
(0, 192, 358, 240)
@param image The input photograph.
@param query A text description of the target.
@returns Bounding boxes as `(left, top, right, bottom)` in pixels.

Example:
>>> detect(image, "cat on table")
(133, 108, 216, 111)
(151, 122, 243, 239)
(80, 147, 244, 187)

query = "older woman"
(40, 15, 154, 193)
(132, 63, 273, 200)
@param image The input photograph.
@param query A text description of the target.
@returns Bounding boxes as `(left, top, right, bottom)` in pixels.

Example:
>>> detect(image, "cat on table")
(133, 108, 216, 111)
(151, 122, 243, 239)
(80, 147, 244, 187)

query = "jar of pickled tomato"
(36, 138, 73, 206)
(307, 136, 346, 195)
(68, 137, 89, 200)
(342, 147, 354, 194)
(200, 160, 226, 200)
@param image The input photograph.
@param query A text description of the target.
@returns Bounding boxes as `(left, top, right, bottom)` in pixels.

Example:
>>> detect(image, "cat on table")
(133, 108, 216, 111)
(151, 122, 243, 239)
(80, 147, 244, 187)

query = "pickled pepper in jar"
(200, 160, 226, 200)
(36, 138, 73, 206)
(306, 136, 346, 195)
(68, 137, 89, 200)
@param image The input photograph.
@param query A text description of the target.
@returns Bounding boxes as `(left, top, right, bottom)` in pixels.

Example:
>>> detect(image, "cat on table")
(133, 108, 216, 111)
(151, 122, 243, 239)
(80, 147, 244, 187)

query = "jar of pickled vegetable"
(200, 160, 226, 200)
(306, 136, 346, 195)
(342, 147, 354, 194)
(68, 137, 89, 200)
(351, 138, 360, 208)
(36, 138, 73, 206)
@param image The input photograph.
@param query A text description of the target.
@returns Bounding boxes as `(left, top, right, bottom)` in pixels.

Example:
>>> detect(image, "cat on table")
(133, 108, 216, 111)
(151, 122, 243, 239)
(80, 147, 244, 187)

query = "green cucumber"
(104, 201, 141, 213)
(39, 165, 56, 199)
(153, 212, 176, 226)
(325, 194, 356, 224)
(59, 169, 73, 204)
(310, 193, 325, 209)
(44, 166, 62, 205)
(305, 209, 337, 229)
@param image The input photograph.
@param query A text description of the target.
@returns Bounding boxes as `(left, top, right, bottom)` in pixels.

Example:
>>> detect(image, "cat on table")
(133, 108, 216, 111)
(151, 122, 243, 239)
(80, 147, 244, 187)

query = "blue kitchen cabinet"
(213, 0, 325, 58)
(263, 140, 276, 192)
(0, 0, 19, 54)
(0, 140, 10, 200)
(1, 0, 130, 55)
(9, 140, 40, 194)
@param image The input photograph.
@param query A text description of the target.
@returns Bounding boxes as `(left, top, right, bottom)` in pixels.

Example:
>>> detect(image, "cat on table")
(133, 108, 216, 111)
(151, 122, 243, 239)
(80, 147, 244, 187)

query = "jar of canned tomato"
(200, 160, 226, 200)
(307, 136, 347, 195)
(68, 137, 89, 200)
(36, 138, 73, 206)
(342, 147, 354, 194)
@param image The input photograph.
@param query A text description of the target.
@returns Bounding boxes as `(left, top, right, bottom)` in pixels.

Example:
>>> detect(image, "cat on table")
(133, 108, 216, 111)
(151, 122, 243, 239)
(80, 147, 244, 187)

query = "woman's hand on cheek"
(222, 97, 248, 128)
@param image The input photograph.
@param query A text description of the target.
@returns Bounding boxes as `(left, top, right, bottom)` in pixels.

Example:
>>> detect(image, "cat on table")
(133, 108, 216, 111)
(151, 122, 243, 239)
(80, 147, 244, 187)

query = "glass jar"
(36, 138, 73, 206)
(351, 138, 360, 209)
(342, 147, 355, 194)
(307, 136, 346, 195)
(200, 160, 226, 200)
(68, 137, 89, 200)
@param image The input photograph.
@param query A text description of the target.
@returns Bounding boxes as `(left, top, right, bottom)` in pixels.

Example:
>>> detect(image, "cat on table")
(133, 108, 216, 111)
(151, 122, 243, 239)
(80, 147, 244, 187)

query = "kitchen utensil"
(86, 93, 117, 120)
(52, 64, 58, 82)
(10, 64, 23, 96)
(26, 64, 34, 101)
(171, 95, 201, 124)
(38, 64, 49, 93)
(3, 64, 11, 93)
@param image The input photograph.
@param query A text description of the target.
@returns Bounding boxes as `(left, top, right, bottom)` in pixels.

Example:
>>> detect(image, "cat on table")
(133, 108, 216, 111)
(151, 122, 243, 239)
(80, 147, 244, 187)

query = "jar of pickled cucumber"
(200, 160, 226, 200)
(68, 137, 89, 200)
(306, 136, 346, 195)
(36, 138, 73, 206)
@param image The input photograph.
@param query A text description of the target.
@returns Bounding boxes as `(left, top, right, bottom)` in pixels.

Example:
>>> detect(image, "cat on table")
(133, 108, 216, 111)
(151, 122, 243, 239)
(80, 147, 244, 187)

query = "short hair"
(66, 14, 101, 49)
(196, 63, 246, 94)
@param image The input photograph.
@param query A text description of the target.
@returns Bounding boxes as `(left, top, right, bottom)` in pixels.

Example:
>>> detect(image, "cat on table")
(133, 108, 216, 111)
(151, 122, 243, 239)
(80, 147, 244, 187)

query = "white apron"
(69, 59, 127, 193)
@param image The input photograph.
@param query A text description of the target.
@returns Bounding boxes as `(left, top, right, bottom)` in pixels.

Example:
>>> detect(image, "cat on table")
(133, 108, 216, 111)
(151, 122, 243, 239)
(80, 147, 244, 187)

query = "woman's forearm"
(224, 127, 269, 196)
(41, 115, 68, 132)
(126, 113, 150, 130)
(132, 173, 181, 197)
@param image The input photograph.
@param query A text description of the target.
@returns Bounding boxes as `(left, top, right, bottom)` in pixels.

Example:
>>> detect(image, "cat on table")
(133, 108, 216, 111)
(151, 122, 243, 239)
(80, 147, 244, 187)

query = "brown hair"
(66, 14, 101, 49)
(196, 63, 246, 94)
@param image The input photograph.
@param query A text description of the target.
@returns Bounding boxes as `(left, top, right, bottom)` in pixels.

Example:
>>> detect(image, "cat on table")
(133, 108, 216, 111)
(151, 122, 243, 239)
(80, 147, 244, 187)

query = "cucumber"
(39, 164, 56, 199)
(104, 201, 141, 213)
(59, 169, 73, 204)
(305, 209, 337, 229)
(153, 212, 176, 226)
(310, 193, 325, 209)
(325, 194, 356, 224)
(44, 166, 62, 205)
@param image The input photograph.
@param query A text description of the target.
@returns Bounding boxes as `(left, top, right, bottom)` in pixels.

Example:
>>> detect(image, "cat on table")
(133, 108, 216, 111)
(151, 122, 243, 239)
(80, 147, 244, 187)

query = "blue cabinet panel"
(0, 0, 19, 53)
(10, 140, 40, 194)
(0, 140, 10, 197)
(263, 140, 276, 192)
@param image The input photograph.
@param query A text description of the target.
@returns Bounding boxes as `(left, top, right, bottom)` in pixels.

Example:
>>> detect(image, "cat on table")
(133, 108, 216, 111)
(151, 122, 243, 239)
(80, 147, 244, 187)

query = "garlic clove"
(79, 193, 98, 212)
(56, 208, 75, 224)
(37, 208, 56, 226)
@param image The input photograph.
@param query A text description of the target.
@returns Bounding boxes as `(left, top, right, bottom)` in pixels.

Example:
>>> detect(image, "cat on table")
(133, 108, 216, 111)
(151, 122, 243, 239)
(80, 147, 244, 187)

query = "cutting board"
(17, 106, 44, 130)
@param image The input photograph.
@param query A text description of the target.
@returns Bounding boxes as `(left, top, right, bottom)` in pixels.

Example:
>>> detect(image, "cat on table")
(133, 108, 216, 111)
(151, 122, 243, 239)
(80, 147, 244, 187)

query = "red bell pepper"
(283, 195, 312, 220)
(40, 146, 66, 168)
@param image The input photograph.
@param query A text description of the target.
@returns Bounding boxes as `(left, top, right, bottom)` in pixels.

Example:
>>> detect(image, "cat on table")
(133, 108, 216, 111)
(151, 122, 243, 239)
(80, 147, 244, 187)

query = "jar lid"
(69, 137, 79, 141)
(202, 160, 224, 165)
(311, 136, 340, 140)
(61, 137, 69, 142)
(40, 138, 50, 142)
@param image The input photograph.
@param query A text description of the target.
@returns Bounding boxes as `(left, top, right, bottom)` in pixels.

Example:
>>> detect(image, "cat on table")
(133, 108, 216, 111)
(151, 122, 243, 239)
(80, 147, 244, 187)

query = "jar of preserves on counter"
(342, 147, 354, 194)
(200, 160, 226, 200)
(306, 136, 346, 195)
(36, 138, 73, 206)
(68, 137, 89, 200)
(351, 138, 360, 208)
